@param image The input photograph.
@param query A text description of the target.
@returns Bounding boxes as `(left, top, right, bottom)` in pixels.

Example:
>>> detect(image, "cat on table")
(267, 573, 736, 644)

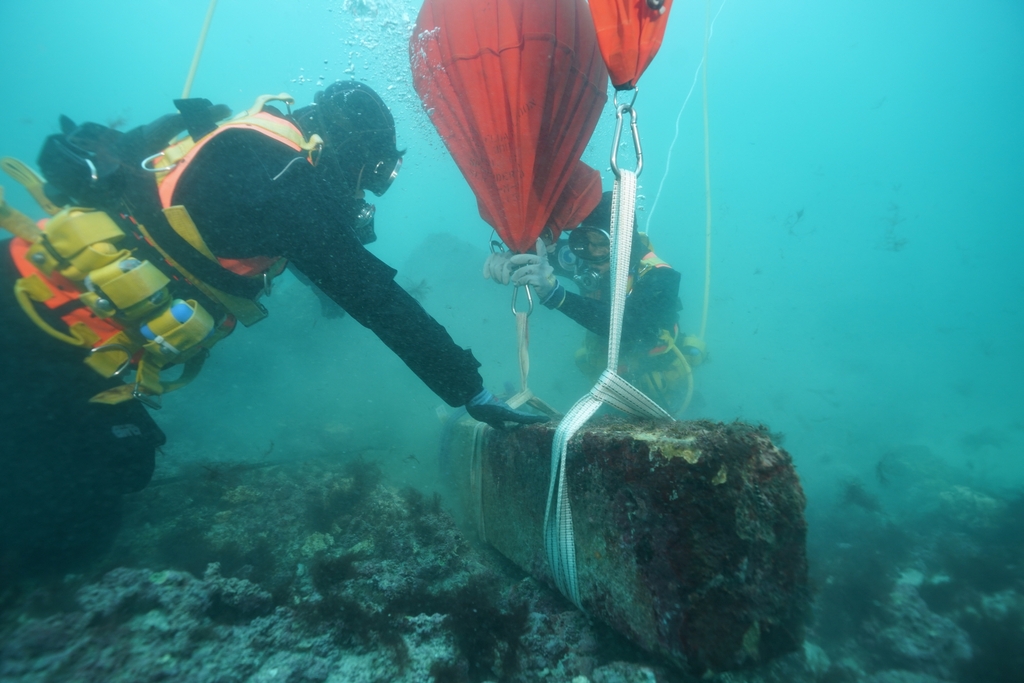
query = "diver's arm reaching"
(173, 127, 542, 424)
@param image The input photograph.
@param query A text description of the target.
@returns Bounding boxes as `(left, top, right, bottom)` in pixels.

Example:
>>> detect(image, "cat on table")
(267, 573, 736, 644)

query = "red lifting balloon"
(589, 0, 674, 90)
(476, 160, 602, 245)
(410, 0, 608, 253)
(545, 161, 603, 241)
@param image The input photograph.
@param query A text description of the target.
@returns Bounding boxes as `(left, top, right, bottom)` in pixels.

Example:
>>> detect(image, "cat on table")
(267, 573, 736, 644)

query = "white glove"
(483, 250, 515, 285)
(510, 239, 557, 300)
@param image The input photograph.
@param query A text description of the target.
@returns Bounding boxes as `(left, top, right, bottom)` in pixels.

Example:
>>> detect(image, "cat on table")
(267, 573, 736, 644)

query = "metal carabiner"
(511, 284, 534, 317)
(609, 93, 643, 179)
(141, 151, 177, 173)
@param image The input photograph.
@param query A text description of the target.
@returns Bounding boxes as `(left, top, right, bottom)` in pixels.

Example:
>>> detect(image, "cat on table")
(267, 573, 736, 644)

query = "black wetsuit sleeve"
(556, 268, 681, 345)
(171, 129, 484, 406)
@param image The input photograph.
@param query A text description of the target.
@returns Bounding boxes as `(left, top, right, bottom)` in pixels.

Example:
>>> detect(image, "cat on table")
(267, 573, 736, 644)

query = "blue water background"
(0, 0, 1021, 509)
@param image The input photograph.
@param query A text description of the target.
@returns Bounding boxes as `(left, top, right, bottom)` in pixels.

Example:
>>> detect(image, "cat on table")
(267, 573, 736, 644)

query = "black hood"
(292, 81, 402, 196)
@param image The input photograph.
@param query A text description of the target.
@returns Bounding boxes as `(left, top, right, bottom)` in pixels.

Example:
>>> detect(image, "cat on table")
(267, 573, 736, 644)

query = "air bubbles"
(322, 0, 445, 148)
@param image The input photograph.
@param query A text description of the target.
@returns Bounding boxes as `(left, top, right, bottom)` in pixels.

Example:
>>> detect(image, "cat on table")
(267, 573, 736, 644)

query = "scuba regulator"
(350, 200, 377, 245)
(553, 239, 607, 294)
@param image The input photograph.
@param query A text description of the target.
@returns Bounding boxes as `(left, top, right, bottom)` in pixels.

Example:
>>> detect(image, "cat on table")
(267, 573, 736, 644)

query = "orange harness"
(152, 108, 320, 277)
(9, 232, 126, 350)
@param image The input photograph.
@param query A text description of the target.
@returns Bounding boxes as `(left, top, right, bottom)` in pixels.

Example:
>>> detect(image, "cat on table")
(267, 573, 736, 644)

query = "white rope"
(516, 311, 529, 393)
(544, 170, 672, 609)
(646, 0, 729, 234)
(507, 310, 536, 410)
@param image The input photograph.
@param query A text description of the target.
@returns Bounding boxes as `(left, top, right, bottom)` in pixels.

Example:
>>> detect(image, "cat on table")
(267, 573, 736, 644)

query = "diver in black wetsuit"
(0, 81, 542, 579)
(484, 191, 698, 415)
(159, 84, 494, 410)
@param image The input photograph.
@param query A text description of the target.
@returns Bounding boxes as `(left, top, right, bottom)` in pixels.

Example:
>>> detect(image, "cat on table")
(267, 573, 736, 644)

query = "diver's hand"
(465, 389, 548, 429)
(483, 251, 515, 285)
(510, 239, 558, 301)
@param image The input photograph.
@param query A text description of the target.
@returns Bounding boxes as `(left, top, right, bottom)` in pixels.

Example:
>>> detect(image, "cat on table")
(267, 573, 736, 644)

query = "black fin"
(173, 98, 219, 140)
(58, 115, 77, 135)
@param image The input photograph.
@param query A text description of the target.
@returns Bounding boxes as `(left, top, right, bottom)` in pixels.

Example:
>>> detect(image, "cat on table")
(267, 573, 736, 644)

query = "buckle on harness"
(89, 343, 133, 377)
(132, 385, 162, 410)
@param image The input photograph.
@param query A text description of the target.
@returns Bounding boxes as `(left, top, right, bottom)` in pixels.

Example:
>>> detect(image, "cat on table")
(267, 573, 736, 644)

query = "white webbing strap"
(591, 368, 669, 418)
(468, 420, 490, 542)
(544, 170, 672, 609)
(543, 393, 601, 607)
(604, 175, 634, 367)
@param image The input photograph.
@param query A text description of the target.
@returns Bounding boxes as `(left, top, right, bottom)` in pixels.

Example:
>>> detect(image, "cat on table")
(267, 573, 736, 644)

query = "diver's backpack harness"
(8, 208, 229, 406)
(3, 94, 322, 407)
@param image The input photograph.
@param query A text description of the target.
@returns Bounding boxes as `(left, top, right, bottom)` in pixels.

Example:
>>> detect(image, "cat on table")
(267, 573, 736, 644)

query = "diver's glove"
(465, 389, 549, 429)
(510, 239, 558, 302)
(483, 250, 515, 285)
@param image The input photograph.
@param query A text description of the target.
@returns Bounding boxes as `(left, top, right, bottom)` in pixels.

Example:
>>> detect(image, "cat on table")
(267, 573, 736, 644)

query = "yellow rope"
(667, 342, 695, 414)
(699, 0, 712, 341)
(181, 0, 219, 99)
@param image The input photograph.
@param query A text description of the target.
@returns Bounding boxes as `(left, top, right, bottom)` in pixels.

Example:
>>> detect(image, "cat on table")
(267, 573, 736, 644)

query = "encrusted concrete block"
(445, 416, 810, 675)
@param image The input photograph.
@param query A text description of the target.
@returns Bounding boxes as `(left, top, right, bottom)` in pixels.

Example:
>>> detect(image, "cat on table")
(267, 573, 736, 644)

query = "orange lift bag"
(589, 0, 675, 90)
(411, 0, 608, 253)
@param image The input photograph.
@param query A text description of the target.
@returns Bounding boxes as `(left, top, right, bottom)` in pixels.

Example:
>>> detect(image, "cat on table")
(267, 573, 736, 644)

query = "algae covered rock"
(447, 417, 811, 675)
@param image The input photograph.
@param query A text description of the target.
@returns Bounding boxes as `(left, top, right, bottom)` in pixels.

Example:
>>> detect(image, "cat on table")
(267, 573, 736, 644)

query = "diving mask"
(568, 226, 611, 264)
(364, 154, 402, 197)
